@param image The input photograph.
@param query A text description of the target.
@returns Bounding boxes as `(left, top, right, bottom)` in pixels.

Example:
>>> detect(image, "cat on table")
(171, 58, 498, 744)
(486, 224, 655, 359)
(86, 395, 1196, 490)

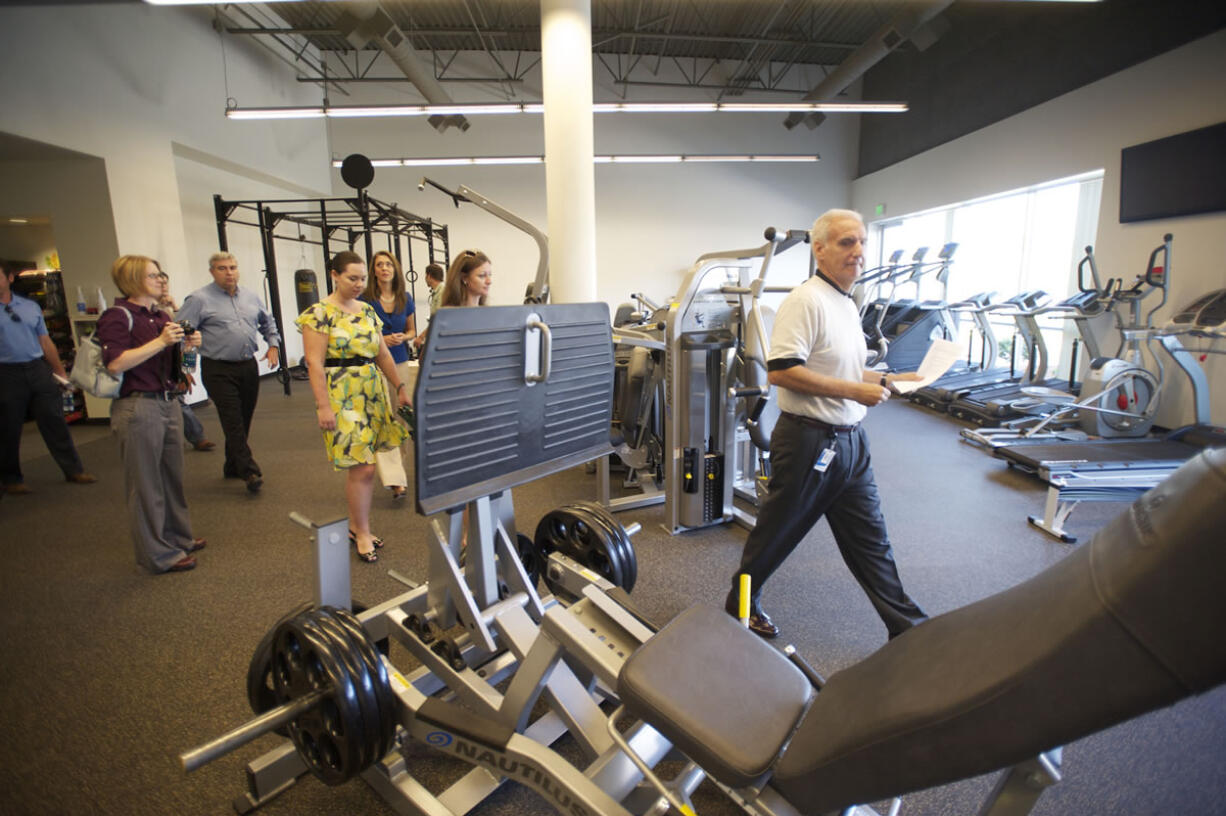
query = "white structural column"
(540, 0, 597, 303)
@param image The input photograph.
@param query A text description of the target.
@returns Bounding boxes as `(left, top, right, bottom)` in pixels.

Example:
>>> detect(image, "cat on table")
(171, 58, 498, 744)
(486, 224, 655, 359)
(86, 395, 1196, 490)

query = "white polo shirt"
(768, 274, 868, 426)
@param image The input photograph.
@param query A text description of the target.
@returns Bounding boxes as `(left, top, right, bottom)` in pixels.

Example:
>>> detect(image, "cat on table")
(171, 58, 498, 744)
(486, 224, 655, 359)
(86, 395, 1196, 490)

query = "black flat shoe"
(349, 529, 385, 550)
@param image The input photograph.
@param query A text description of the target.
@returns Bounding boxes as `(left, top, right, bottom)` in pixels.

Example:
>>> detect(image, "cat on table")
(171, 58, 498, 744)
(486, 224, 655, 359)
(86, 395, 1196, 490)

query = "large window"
(871, 171, 1103, 379)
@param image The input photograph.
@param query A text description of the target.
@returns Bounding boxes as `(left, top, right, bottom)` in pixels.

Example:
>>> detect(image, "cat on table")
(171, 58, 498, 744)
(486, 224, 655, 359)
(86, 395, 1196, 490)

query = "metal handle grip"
(525, 319, 552, 384)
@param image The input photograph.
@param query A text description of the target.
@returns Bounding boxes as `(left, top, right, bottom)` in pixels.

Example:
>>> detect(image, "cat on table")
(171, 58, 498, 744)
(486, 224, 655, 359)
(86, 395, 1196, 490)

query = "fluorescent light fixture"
(226, 107, 325, 120)
(229, 101, 906, 121)
(8, 218, 29, 224)
(593, 103, 716, 114)
(331, 155, 820, 168)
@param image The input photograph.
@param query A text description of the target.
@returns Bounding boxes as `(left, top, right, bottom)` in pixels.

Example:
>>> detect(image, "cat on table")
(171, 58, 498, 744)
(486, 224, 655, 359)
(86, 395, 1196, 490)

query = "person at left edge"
(176, 252, 281, 493)
(0, 261, 96, 495)
(98, 255, 206, 574)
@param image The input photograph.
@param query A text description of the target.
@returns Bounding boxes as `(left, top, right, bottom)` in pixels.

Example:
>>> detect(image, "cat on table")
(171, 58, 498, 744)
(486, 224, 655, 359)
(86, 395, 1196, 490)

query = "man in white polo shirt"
(726, 208, 927, 640)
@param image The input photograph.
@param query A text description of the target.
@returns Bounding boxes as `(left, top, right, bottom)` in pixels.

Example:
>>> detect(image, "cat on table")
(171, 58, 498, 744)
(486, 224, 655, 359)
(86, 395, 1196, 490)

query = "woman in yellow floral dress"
(296, 251, 410, 562)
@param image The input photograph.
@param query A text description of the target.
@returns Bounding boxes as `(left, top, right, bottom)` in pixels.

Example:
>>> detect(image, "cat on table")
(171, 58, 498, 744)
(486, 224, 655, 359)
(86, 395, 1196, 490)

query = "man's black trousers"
(0, 359, 84, 484)
(200, 357, 261, 480)
(733, 414, 926, 638)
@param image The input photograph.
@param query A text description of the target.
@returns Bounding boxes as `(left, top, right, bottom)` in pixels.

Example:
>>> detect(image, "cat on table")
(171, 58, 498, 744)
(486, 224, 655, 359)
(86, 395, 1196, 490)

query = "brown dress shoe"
(164, 555, 197, 573)
(746, 610, 780, 639)
(725, 589, 781, 639)
(185, 538, 207, 554)
(66, 472, 97, 484)
(193, 440, 216, 451)
(4, 483, 33, 495)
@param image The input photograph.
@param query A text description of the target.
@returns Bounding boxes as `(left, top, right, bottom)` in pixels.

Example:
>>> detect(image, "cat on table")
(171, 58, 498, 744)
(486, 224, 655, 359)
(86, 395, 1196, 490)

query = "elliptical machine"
(1074, 234, 1170, 438)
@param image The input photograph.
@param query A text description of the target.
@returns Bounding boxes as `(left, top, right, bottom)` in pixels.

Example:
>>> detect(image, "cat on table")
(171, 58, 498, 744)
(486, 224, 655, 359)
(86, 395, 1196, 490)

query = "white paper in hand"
(890, 339, 963, 393)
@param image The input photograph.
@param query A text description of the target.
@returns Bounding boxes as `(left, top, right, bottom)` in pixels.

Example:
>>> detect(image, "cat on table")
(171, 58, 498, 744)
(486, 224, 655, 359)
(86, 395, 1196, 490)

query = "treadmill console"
(1166, 289, 1226, 331)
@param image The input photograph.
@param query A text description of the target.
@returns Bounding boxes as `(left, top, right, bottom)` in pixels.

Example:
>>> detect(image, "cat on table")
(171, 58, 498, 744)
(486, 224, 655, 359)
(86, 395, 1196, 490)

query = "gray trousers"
(111, 395, 195, 573)
(733, 414, 927, 638)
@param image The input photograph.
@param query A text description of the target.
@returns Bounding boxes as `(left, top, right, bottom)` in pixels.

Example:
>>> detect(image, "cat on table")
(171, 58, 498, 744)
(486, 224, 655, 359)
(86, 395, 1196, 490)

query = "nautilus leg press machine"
(182, 303, 1226, 816)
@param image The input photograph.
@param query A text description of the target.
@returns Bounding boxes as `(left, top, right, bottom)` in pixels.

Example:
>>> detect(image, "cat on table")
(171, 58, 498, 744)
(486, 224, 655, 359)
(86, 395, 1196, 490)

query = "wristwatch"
(879, 374, 889, 388)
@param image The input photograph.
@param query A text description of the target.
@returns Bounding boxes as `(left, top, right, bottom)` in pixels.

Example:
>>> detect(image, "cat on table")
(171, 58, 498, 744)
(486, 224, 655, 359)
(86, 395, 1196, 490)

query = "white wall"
(318, 52, 862, 311)
(852, 30, 1226, 428)
(0, 4, 331, 303)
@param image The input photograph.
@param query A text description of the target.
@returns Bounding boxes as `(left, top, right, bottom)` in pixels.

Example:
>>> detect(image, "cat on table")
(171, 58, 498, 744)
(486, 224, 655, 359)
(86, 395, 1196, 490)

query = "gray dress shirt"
(176, 282, 281, 362)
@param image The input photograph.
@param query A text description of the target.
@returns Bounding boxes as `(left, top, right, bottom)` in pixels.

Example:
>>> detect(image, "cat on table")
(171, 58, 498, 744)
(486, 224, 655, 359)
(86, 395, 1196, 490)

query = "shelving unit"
(12, 268, 93, 422)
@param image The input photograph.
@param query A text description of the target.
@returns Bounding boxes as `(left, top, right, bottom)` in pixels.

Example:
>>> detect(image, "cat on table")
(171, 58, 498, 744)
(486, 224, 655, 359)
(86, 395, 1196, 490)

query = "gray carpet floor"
(1, 379, 1223, 816)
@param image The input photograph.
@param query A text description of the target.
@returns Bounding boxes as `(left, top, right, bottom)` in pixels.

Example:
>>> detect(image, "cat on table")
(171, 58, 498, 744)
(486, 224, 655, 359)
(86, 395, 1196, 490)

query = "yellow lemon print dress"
(295, 301, 408, 469)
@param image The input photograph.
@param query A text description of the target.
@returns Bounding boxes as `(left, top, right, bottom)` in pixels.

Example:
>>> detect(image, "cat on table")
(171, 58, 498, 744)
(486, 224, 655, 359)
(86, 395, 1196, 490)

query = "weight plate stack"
(534, 504, 636, 592)
(269, 606, 394, 786)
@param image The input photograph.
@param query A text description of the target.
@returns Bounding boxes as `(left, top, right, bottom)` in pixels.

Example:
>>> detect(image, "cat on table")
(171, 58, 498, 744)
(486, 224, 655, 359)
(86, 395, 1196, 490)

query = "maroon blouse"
(97, 299, 177, 396)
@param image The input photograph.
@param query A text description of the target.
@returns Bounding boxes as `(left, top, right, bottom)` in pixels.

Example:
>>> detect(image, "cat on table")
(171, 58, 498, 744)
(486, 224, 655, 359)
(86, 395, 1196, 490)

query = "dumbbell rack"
(190, 304, 711, 816)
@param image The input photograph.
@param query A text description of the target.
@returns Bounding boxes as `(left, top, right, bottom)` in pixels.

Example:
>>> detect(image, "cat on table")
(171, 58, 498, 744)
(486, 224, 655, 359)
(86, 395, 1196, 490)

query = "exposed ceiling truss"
(223, 0, 918, 100)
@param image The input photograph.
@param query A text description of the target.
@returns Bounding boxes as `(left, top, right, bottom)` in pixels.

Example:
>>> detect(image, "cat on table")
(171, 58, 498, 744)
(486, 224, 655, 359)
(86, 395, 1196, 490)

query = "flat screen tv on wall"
(1119, 121, 1226, 223)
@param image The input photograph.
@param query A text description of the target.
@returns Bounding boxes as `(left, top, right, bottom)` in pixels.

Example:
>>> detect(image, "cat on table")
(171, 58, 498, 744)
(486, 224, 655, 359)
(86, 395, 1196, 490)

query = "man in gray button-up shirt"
(177, 252, 281, 493)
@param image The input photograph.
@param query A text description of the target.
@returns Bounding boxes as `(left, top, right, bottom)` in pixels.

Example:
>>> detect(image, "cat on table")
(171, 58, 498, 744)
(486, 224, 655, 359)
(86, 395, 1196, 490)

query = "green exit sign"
(874, 203, 886, 216)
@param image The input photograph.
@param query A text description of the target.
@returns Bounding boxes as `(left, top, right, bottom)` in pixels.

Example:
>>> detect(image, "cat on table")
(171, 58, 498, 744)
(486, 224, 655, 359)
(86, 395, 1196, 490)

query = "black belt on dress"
(781, 411, 858, 433)
(325, 356, 376, 368)
(131, 390, 179, 401)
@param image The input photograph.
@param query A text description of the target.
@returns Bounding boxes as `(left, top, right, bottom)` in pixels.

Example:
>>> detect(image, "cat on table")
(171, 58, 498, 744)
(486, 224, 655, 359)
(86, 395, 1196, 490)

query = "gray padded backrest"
(742, 304, 779, 451)
(414, 303, 613, 514)
(771, 448, 1226, 814)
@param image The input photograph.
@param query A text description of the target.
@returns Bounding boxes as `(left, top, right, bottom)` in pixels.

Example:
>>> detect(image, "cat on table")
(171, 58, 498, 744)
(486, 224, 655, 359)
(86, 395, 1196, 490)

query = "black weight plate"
(285, 613, 366, 784)
(246, 601, 314, 731)
(327, 607, 396, 761)
(309, 610, 381, 772)
(534, 509, 570, 557)
(564, 505, 626, 589)
(567, 502, 635, 592)
(272, 613, 364, 786)
(516, 532, 546, 588)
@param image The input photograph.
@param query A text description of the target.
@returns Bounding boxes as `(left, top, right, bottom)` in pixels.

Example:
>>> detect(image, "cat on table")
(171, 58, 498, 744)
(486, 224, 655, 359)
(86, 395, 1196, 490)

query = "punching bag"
(294, 270, 319, 313)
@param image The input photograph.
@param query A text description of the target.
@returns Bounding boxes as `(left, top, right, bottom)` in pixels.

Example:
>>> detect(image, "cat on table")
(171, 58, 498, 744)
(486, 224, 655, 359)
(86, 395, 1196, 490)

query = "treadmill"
(997, 287, 1226, 485)
(947, 291, 1068, 425)
(908, 290, 1045, 412)
(877, 243, 960, 373)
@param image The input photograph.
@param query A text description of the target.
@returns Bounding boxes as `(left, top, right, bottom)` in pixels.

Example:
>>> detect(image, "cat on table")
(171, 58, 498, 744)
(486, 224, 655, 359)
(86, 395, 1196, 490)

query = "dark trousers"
(0, 359, 84, 484)
(734, 415, 926, 638)
(200, 357, 261, 479)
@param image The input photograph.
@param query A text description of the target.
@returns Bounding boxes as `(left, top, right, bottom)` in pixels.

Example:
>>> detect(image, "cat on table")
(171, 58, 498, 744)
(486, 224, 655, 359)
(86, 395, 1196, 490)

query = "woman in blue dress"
(362, 250, 416, 501)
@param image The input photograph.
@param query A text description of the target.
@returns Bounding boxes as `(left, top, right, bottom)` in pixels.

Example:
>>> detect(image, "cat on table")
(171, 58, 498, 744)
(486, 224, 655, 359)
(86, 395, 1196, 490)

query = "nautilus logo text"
(425, 731, 453, 748)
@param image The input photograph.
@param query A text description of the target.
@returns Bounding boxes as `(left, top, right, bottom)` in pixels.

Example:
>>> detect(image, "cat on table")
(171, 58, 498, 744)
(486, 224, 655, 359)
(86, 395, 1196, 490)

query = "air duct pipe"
(783, 0, 954, 130)
(335, 3, 470, 133)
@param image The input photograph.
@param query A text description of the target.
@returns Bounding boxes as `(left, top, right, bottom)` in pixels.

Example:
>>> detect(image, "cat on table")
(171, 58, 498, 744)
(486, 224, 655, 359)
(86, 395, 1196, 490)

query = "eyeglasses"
(4, 303, 20, 323)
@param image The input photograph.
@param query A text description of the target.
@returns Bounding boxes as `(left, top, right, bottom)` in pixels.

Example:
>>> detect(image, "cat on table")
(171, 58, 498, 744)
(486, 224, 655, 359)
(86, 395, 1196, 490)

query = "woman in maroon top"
(97, 255, 206, 574)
